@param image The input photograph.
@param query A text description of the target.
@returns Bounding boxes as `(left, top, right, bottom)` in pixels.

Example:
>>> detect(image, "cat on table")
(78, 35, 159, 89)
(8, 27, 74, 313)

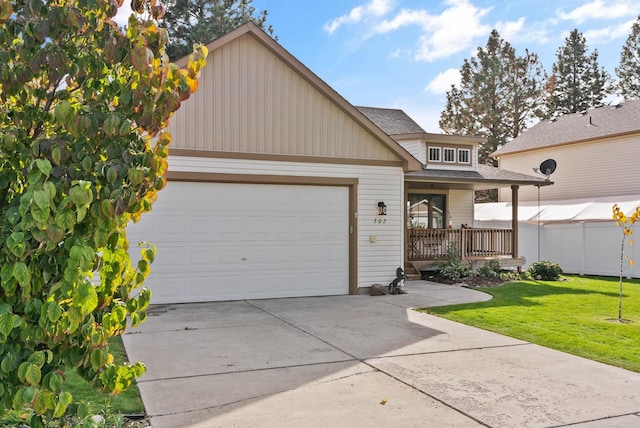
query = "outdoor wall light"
(377, 201, 387, 216)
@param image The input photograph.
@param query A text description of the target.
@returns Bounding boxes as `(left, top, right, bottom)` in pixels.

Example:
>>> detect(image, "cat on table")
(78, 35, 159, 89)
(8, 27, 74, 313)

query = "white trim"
(428, 146, 441, 162)
(458, 148, 471, 164)
(443, 147, 456, 163)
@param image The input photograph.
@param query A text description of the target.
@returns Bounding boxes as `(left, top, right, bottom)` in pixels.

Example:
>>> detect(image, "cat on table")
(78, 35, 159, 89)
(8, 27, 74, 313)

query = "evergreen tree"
(616, 15, 640, 100)
(439, 30, 546, 166)
(160, 0, 275, 61)
(546, 29, 610, 115)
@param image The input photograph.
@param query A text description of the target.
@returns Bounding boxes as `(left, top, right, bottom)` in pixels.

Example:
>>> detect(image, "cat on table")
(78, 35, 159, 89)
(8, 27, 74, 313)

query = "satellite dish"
(539, 159, 556, 178)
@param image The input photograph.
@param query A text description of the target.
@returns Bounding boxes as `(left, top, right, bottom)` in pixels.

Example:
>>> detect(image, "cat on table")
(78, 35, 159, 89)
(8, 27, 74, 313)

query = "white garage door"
(127, 181, 350, 303)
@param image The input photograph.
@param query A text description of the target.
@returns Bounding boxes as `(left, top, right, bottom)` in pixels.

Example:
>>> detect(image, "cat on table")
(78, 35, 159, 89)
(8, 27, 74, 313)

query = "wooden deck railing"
(407, 228, 513, 261)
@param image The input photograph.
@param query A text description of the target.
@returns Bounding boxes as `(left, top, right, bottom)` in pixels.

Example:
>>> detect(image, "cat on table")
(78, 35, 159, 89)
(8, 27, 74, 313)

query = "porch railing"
(407, 228, 513, 261)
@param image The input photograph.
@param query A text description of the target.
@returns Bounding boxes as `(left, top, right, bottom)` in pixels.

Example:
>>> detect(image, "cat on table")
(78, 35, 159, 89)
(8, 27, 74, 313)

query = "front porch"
(407, 227, 525, 271)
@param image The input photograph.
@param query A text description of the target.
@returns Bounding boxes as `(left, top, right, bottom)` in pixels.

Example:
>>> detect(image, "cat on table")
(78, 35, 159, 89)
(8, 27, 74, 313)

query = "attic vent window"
(458, 148, 471, 164)
(428, 147, 441, 162)
(443, 148, 456, 163)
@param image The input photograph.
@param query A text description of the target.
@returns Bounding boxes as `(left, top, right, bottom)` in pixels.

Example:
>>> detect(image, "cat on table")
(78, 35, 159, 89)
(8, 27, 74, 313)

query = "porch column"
(511, 185, 519, 259)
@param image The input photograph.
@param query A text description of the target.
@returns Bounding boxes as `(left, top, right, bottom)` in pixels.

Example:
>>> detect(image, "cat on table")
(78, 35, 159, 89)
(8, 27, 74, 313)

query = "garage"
(127, 181, 350, 303)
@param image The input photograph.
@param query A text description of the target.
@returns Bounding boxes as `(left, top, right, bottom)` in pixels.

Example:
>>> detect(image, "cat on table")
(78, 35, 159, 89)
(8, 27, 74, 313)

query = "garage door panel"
(128, 182, 349, 303)
(151, 245, 187, 271)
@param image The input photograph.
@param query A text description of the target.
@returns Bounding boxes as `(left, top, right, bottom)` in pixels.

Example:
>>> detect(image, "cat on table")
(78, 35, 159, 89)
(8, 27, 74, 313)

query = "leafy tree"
(160, 0, 275, 61)
(612, 204, 640, 322)
(439, 30, 546, 167)
(546, 29, 610, 116)
(616, 15, 640, 100)
(0, 0, 206, 424)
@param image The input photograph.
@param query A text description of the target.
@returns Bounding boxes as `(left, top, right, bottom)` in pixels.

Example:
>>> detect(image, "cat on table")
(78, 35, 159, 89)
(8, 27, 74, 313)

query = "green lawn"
(62, 336, 145, 416)
(420, 276, 640, 372)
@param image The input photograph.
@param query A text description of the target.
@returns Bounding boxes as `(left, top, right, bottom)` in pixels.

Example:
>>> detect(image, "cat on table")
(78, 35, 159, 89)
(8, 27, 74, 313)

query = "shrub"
(436, 243, 472, 281)
(528, 261, 563, 280)
(477, 259, 502, 278)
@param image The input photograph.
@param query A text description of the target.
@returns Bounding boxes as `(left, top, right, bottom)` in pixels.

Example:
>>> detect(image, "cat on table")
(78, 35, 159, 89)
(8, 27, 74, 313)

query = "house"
(480, 100, 640, 276)
(355, 107, 549, 273)
(127, 23, 548, 304)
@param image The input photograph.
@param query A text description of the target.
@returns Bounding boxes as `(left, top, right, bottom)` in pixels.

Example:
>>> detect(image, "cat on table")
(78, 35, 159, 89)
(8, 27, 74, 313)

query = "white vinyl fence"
(474, 220, 640, 278)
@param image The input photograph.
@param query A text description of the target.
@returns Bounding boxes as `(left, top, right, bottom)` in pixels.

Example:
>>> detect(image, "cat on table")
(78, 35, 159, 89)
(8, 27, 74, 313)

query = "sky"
(117, 0, 640, 132)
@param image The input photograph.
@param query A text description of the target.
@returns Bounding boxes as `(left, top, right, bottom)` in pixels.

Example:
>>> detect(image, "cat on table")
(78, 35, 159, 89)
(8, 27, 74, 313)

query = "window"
(458, 148, 471, 164)
(428, 147, 441, 162)
(408, 194, 446, 229)
(443, 148, 456, 163)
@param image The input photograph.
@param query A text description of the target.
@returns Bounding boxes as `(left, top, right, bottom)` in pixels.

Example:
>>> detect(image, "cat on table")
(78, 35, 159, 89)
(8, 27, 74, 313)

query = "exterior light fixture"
(377, 201, 387, 216)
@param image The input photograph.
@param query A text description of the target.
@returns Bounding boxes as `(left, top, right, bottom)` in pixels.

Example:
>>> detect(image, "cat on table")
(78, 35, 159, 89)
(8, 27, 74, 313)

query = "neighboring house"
(127, 23, 547, 304)
(492, 100, 640, 209)
(480, 100, 640, 276)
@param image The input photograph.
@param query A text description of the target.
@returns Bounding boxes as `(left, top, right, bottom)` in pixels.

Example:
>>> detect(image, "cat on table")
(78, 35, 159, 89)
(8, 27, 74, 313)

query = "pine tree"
(439, 30, 546, 166)
(547, 29, 610, 115)
(616, 15, 640, 100)
(160, 0, 275, 61)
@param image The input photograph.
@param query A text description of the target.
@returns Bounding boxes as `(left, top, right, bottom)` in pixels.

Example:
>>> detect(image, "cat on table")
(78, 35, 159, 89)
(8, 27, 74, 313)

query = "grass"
(419, 275, 640, 372)
(0, 335, 145, 426)
(62, 336, 145, 416)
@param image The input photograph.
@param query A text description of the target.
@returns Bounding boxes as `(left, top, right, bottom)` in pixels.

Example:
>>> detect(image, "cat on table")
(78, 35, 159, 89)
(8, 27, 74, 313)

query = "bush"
(436, 243, 472, 281)
(477, 259, 502, 278)
(528, 261, 563, 281)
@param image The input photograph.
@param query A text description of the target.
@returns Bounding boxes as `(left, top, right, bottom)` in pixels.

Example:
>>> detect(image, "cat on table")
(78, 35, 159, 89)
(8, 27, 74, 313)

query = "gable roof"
(493, 99, 640, 157)
(175, 23, 421, 172)
(357, 106, 486, 144)
(356, 106, 426, 135)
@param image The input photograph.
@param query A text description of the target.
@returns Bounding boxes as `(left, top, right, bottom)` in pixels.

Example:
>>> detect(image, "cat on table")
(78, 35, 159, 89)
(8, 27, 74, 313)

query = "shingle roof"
(405, 164, 550, 188)
(356, 106, 426, 135)
(493, 99, 640, 157)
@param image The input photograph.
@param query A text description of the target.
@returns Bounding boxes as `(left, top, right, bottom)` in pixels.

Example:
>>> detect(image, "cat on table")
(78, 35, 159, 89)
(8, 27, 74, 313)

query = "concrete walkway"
(123, 281, 640, 427)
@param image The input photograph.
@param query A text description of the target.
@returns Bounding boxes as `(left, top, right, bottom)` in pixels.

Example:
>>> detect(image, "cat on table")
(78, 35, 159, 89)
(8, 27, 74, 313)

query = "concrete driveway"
(123, 281, 640, 428)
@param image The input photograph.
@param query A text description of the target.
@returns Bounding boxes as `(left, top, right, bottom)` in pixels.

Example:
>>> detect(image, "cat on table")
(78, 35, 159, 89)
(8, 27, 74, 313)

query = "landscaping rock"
(370, 283, 387, 296)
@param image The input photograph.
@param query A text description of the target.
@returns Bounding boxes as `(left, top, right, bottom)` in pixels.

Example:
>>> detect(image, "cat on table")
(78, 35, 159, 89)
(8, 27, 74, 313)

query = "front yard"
(420, 276, 640, 372)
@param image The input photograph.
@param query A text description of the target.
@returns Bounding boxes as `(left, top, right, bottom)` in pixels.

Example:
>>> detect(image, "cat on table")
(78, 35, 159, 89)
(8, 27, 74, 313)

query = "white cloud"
(584, 18, 637, 44)
(557, 0, 638, 23)
(495, 17, 526, 42)
(324, 0, 395, 34)
(426, 68, 461, 94)
(413, 0, 493, 62)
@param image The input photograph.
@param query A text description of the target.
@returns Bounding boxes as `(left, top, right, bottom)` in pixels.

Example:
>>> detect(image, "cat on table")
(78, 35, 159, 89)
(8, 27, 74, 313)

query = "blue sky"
(118, 0, 639, 132)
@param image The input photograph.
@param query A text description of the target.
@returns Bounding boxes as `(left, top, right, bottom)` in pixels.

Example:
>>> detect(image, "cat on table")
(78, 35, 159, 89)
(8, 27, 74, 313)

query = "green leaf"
(0, 312, 14, 336)
(69, 181, 93, 206)
(35, 158, 52, 176)
(45, 301, 63, 322)
(6, 231, 26, 258)
(28, 351, 46, 367)
(48, 372, 63, 391)
(55, 210, 75, 229)
(54, 100, 71, 124)
(73, 282, 98, 313)
(112, 305, 126, 323)
(33, 189, 50, 209)
(13, 262, 31, 287)
(25, 363, 41, 385)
